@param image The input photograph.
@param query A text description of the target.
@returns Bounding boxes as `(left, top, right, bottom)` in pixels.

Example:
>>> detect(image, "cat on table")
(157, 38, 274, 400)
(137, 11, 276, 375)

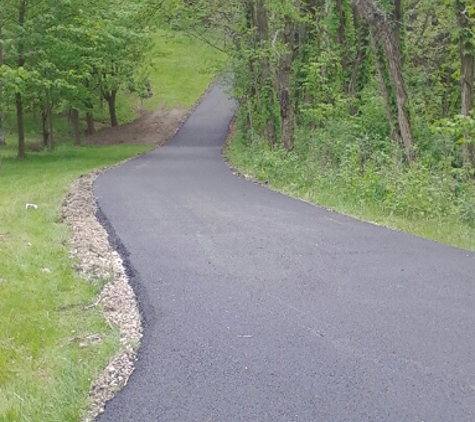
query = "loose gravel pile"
(61, 167, 142, 422)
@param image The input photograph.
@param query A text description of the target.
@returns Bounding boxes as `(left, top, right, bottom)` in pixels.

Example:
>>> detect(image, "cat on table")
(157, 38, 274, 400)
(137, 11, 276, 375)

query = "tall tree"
(0, 27, 5, 145)
(355, 0, 416, 163)
(456, 0, 475, 167)
(16, 0, 27, 159)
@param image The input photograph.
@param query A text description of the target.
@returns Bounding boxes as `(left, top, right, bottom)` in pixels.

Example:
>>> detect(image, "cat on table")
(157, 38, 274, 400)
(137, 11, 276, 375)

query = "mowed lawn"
(0, 144, 152, 421)
(0, 29, 222, 422)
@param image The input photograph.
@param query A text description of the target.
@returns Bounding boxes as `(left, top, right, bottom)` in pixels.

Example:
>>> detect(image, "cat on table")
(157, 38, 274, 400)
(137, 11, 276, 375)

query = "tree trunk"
(84, 81, 96, 135)
(279, 17, 295, 151)
(370, 28, 400, 144)
(16, 0, 27, 159)
(86, 112, 95, 135)
(348, 4, 368, 107)
(257, 0, 277, 147)
(105, 90, 118, 127)
(41, 110, 49, 147)
(47, 94, 54, 150)
(355, 0, 415, 163)
(71, 109, 81, 145)
(16, 93, 25, 159)
(457, 1, 475, 167)
(335, 0, 348, 75)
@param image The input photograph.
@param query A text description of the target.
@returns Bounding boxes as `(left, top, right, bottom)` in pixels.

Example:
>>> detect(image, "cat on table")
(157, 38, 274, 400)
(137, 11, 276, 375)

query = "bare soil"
(84, 107, 188, 146)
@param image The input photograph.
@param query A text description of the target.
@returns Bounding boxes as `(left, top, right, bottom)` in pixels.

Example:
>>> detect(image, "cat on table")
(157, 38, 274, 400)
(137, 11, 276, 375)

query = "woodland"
(0, 0, 161, 156)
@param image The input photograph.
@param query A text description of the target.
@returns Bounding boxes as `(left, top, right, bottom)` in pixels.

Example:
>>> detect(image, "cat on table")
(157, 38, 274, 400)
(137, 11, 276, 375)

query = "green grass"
(0, 27, 220, 422)
(226, 134, 475, 252)
(0, 144, 153, 422)
(113, 30, 225, 123)
(143, 30, 225, 110)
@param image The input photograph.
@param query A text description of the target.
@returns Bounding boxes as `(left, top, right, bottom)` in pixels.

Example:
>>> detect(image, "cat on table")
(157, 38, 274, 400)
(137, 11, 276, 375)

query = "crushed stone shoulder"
(62, 167, 142, 422)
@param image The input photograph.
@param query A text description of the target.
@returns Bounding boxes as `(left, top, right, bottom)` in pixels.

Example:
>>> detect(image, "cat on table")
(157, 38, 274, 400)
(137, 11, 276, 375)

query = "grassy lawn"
(0, 144, 153, 422)
(0, 29, 220, 422)
(143, 30, 225, 110)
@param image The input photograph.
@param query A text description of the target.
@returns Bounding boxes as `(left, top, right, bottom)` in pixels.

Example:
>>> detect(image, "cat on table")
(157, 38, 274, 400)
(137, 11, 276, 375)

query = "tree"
(456, 0, 475, 167)
(354, 0, 416, 163)
(0, 27, 5, 145)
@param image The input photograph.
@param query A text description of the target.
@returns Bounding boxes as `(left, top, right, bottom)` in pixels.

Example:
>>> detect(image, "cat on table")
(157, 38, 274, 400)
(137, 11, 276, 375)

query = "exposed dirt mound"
(85, 107, 188, 146)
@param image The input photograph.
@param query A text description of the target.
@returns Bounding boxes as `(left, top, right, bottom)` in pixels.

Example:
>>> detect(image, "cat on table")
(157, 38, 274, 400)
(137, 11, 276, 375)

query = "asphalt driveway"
(95, 83, 475, 422)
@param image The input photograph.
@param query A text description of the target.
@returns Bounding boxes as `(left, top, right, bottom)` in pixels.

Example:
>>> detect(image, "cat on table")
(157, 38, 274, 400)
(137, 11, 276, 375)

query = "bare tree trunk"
(16, 0, 27, 159)
(355, 0, 415, 163)
(279, 17, 295, 151)
(104, 90, 118, 127)
(457, 1, 475, 167)
(71, 109, 81, 145)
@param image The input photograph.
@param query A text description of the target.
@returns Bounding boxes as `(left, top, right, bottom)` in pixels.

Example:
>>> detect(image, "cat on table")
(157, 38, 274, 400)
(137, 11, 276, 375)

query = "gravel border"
(62, 166, 142, 422)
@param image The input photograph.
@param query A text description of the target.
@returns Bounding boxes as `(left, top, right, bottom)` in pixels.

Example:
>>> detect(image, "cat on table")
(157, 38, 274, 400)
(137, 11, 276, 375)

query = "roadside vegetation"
(183, 0, 475, 251)
(0, 1, 221, 420)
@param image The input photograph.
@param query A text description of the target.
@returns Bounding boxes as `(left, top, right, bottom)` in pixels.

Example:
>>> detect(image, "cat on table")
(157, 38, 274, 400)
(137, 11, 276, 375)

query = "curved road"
(95, 84, 475, 421)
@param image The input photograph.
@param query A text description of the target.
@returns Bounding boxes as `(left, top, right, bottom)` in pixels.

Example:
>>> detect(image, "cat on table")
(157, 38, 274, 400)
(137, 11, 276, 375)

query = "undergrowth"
(227, 110, 475, 252)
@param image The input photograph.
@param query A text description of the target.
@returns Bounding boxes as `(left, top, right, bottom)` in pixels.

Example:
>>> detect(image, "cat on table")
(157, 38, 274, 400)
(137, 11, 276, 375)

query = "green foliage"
(227, 125, 475, 250)
(0, 0, 156, 153)
(216, 0, 475, 249)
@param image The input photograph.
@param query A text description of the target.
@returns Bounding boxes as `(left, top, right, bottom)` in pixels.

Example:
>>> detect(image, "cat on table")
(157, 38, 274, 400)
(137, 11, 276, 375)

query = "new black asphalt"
(95, 84, 475, 421)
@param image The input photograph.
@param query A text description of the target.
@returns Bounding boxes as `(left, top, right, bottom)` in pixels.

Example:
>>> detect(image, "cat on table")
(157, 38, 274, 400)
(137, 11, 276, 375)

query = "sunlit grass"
(0, 144, 153, 421)
(142, 30, 225, 110)
(115, 29, 225, 123)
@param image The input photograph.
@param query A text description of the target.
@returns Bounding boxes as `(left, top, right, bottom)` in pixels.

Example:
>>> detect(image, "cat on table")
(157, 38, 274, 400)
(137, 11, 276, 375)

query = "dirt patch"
(84, 107, 188, 146)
